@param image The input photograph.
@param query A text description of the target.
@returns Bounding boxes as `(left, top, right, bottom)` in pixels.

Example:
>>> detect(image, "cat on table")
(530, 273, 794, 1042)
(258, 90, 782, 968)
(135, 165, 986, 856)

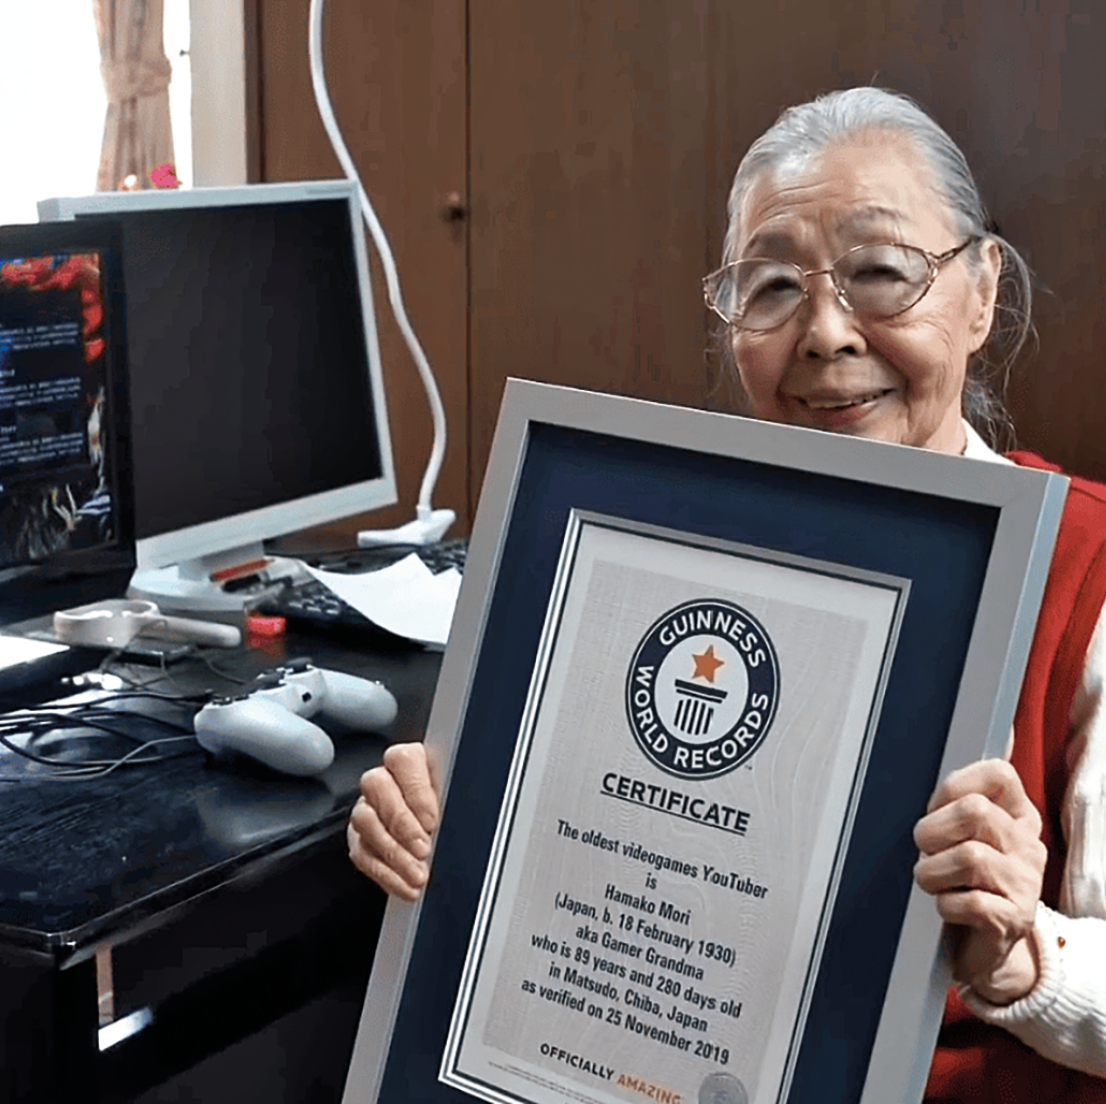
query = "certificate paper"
(442, 512, 908, 1104)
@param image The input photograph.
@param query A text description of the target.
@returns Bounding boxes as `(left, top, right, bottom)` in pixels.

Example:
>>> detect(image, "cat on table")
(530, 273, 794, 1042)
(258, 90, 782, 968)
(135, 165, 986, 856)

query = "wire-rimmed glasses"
(702, 238, 980, 332)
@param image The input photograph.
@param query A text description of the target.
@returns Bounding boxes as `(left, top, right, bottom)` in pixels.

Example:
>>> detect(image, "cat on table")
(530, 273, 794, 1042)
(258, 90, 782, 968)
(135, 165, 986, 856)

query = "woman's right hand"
(347, 742, 440, 901)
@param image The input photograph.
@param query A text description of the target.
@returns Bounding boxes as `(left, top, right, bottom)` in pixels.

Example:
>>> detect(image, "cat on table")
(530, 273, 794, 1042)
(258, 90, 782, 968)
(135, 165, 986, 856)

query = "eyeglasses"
(702, 238, 980, 332)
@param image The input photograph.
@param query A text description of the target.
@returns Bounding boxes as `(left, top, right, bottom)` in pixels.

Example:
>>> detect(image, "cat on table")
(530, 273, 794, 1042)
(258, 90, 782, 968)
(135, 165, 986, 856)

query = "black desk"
(0, 627, 440, 1103)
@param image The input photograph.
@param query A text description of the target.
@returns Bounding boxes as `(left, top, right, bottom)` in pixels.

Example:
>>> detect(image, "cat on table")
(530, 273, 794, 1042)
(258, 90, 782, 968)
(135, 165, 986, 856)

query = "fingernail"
(411, 838, 430, 859)
(986, 783, 1004, 802)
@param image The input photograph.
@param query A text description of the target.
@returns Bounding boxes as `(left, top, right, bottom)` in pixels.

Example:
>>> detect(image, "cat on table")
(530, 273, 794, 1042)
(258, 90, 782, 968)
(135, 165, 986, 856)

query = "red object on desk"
(246, 613, 287, 639)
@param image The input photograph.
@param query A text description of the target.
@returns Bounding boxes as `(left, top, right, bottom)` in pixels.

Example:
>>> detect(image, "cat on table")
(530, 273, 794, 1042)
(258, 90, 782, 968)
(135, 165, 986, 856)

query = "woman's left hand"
(913, 759, 1048, 1005)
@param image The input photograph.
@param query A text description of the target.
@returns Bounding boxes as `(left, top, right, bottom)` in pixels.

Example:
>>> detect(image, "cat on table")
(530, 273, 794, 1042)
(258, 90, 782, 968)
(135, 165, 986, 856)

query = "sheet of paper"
(303, 555, 462, 649)
(0, 634, 68, 666)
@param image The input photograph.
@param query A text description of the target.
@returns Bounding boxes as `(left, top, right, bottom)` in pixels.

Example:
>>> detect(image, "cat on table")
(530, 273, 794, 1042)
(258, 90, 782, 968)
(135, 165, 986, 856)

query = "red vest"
(926, 451, 1106, 1103)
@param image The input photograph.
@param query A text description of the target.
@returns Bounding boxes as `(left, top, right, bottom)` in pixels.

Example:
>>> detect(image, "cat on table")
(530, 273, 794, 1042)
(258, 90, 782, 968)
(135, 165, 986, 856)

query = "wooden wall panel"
(251, 0, 1106, 527)
(467, 1, 722, 511)
(253, 0, 470, 532)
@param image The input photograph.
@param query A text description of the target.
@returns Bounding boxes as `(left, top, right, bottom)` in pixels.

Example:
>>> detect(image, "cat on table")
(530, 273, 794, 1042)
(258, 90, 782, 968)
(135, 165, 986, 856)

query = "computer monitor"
(39, 181, 396, 614)
(0, 220, 132, 617)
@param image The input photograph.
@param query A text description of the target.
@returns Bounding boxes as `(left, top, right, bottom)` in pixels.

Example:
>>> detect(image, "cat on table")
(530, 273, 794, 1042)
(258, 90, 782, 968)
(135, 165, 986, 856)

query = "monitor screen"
(0, 221, 131, 590)
(39, 181, 395, 610)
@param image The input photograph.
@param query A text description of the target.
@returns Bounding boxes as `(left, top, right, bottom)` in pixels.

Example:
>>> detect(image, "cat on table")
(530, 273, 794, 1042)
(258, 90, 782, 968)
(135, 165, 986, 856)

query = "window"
(0, 0, 192, 224)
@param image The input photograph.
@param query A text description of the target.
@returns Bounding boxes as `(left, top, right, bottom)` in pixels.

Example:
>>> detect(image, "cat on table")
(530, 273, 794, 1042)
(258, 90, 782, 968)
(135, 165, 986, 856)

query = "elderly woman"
(347, 87, 1106, 1102)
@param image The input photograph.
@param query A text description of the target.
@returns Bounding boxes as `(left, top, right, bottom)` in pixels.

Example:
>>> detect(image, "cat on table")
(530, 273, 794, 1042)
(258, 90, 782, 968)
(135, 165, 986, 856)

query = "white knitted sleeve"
(960, 609, 1106, 1077)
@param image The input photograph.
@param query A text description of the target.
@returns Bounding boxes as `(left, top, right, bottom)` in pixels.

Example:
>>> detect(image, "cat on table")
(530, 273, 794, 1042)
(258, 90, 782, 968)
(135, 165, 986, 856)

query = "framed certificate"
(343, 381, 1067, 1104)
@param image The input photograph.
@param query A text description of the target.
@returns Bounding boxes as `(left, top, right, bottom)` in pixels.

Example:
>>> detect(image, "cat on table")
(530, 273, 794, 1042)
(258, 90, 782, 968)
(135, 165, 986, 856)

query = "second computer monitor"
(0, 219, 132, 613)
(40, 180, 396, 610)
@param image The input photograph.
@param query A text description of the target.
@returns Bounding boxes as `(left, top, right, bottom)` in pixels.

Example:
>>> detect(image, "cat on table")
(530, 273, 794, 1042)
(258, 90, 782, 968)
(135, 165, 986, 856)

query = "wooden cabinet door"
(467, 2, 727, 512)
(468, 0, 1106, 489)
(252, 0, 470, 532)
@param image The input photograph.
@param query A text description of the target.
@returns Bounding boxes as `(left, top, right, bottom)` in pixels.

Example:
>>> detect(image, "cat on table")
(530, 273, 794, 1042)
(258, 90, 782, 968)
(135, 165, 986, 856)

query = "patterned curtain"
(93, 0, 175, 191)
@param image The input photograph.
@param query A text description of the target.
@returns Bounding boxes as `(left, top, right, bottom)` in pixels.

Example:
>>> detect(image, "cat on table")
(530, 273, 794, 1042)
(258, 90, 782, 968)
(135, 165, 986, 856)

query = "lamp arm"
(307, 0, 454, 543)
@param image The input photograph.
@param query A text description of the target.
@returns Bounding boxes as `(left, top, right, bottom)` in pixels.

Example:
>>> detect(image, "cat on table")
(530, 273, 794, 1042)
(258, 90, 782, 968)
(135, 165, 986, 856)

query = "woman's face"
(729, 135, 1000, 454)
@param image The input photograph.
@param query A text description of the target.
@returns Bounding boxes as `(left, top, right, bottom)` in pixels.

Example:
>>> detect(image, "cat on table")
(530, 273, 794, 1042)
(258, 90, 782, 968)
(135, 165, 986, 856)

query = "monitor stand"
(126, 545, 302, 619)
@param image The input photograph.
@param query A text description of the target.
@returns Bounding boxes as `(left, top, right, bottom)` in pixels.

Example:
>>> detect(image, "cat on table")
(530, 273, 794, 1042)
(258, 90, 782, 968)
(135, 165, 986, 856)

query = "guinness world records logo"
(625, 599, 780, 779)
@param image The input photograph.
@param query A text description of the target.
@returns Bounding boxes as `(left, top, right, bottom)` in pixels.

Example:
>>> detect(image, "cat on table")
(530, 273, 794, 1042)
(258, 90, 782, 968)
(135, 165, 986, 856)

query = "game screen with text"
(0, 247, 118, 568)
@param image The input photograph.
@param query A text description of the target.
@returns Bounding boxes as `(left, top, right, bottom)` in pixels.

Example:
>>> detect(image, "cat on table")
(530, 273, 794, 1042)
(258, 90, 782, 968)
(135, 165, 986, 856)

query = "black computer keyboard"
(306, 537, 468, 577)
(257, 538, 468, 637)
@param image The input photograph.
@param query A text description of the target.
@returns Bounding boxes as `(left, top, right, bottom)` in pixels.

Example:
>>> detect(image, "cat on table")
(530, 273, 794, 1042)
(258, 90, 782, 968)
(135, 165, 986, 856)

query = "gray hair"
(718, 86, 1033, 451)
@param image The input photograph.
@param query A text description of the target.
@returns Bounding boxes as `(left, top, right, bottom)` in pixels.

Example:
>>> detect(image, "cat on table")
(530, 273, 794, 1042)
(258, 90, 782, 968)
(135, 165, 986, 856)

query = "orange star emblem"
(691, 644, 724, 683)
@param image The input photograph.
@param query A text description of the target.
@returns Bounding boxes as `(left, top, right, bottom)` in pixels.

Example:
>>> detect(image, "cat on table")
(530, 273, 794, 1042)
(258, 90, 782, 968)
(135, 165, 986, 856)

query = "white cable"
(307, 0, 455, 545)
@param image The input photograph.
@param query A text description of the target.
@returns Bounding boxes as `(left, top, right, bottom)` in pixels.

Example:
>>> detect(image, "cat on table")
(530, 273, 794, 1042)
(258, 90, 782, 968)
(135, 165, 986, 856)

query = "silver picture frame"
(343, 380, 1067, 1104)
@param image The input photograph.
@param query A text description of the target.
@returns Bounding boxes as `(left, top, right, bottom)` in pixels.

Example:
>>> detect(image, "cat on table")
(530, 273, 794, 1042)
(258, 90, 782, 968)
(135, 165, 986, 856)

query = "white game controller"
(194, 659, 398, 776)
